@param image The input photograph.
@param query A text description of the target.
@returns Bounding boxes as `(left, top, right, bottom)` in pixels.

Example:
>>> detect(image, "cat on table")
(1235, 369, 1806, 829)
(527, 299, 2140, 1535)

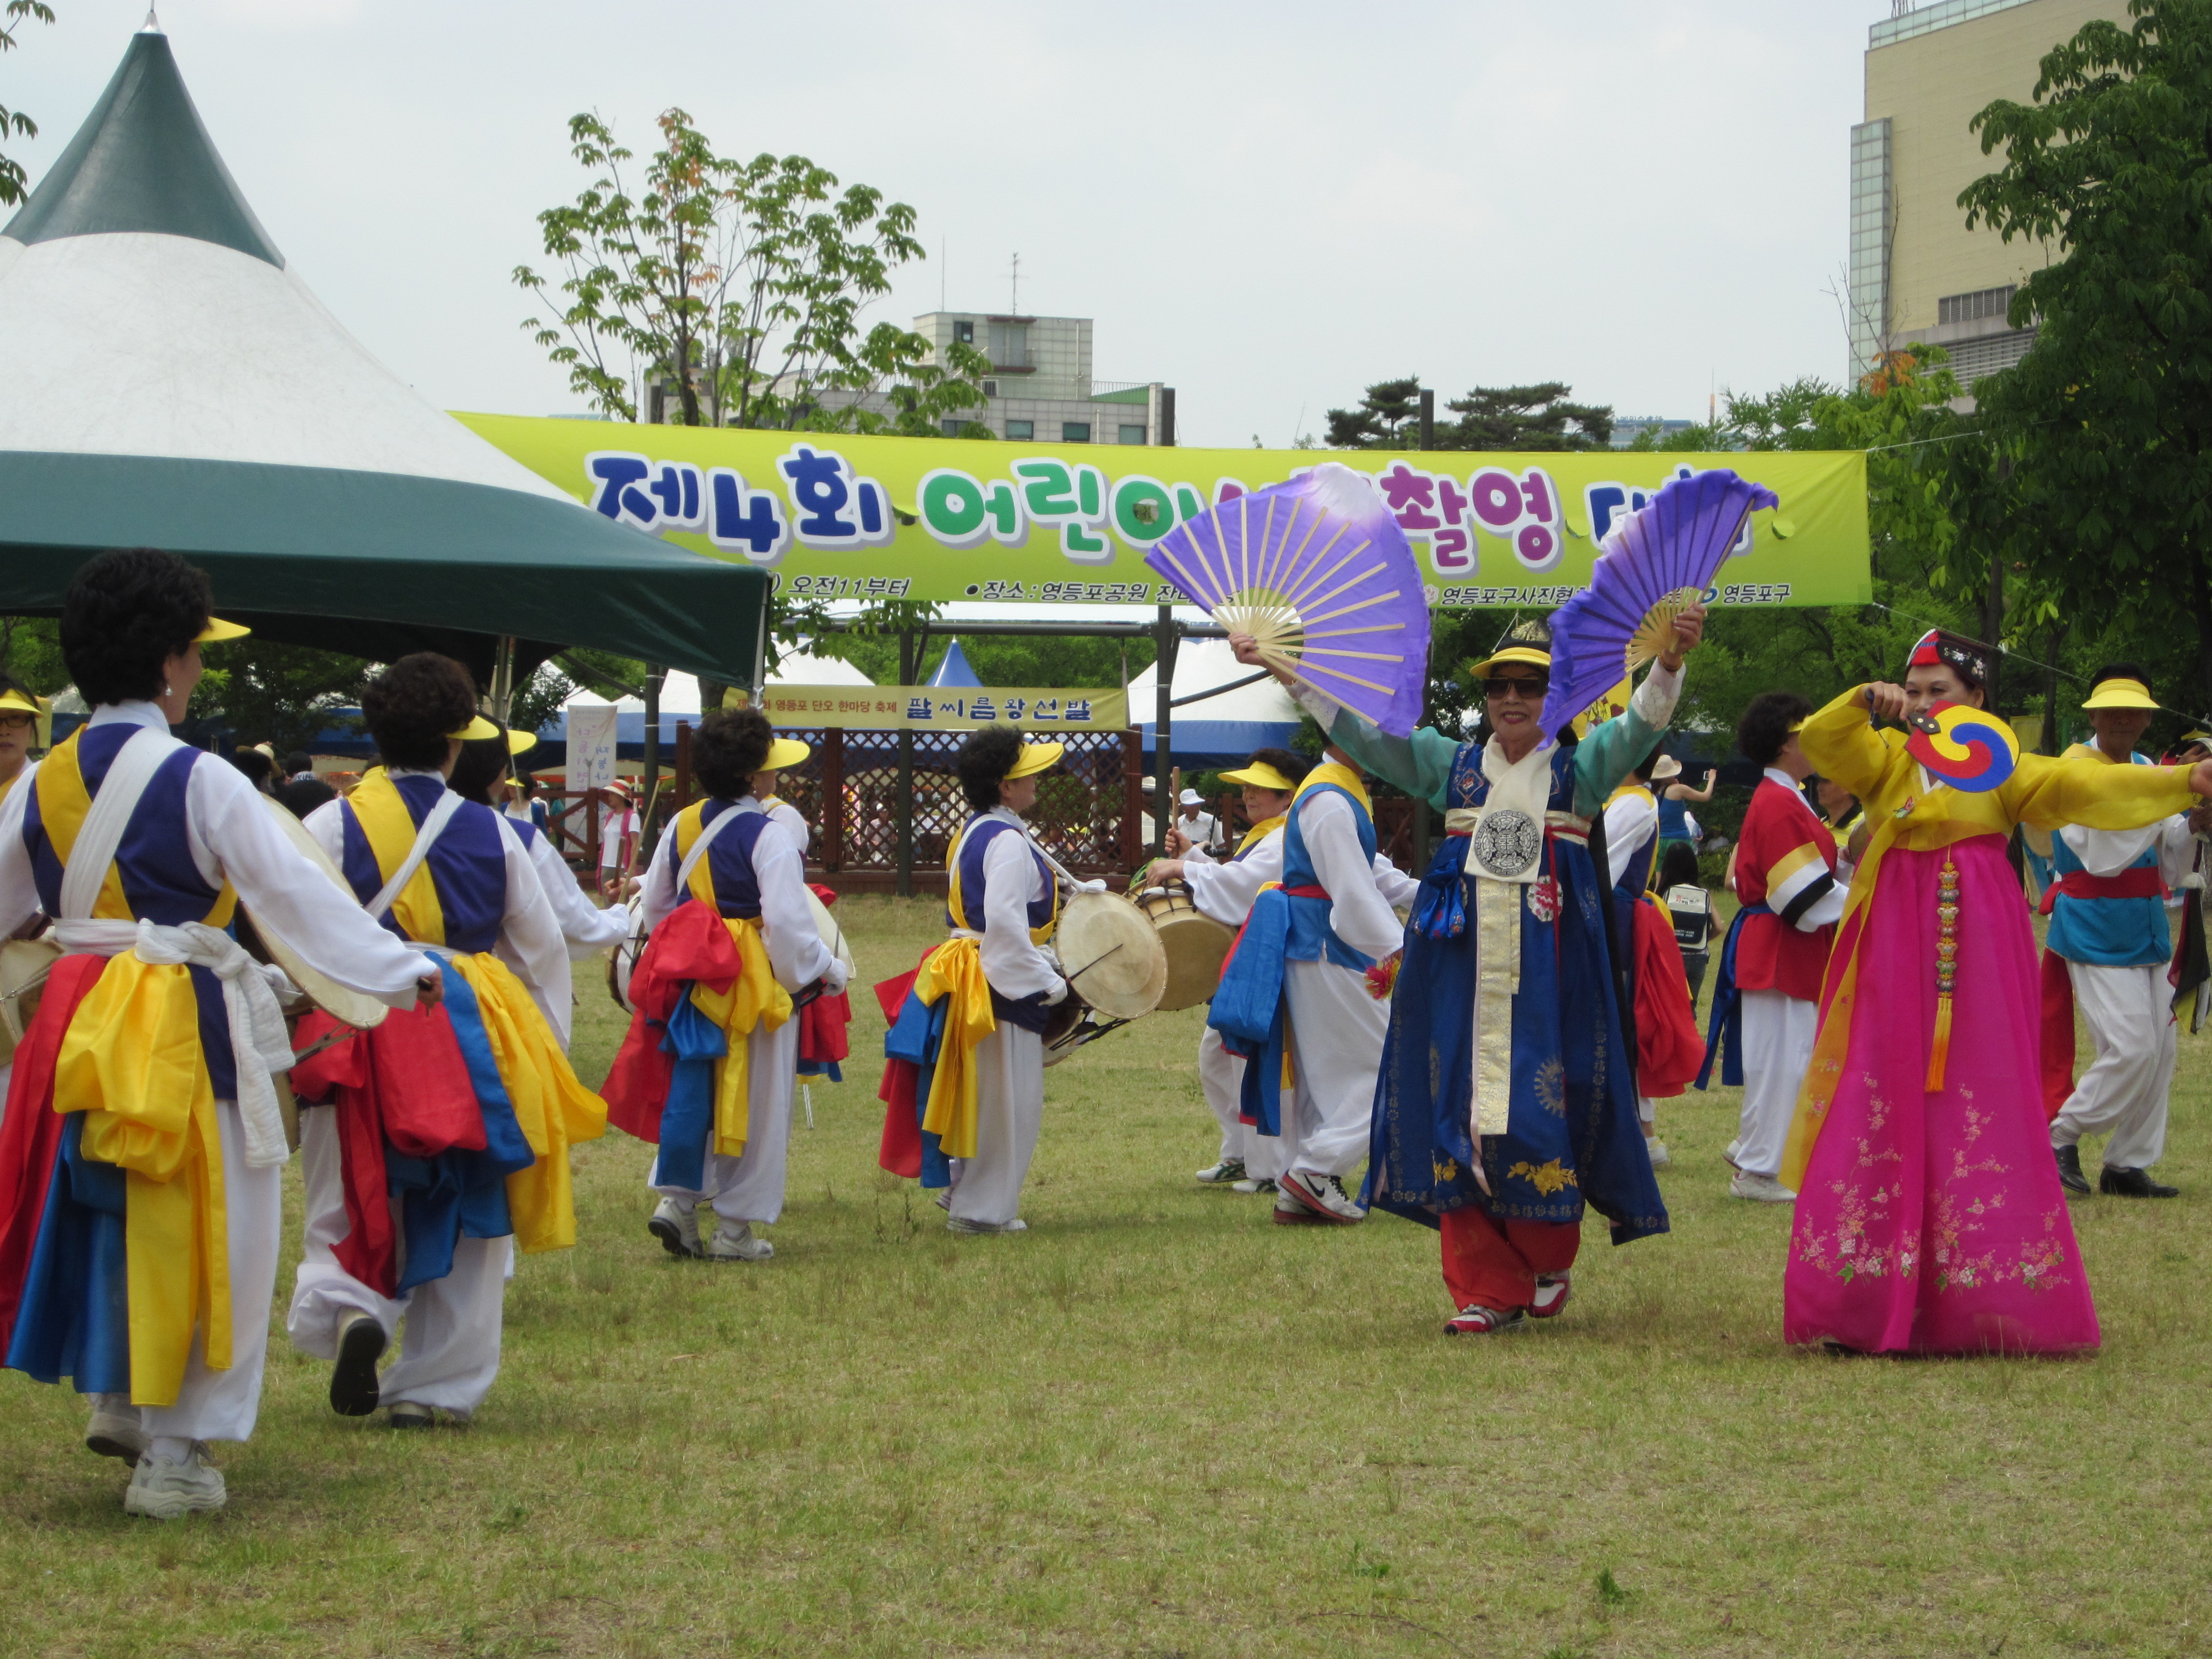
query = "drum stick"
(1065, 940, 1126, 982)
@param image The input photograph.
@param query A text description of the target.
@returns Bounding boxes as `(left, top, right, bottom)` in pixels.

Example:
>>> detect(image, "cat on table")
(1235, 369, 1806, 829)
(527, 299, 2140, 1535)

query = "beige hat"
(1650, 754, 1682, 783)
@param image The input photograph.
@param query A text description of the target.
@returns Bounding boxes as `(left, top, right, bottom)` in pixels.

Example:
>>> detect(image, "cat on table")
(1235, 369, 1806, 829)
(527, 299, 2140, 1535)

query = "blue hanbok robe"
(1323, 699, 1671, 1242)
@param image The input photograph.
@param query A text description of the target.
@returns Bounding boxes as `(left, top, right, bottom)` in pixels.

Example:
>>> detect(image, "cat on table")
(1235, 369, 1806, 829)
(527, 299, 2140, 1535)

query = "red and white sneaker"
(1528, 1273, 1572, 1319)
(1274, 1170, 1365, 1224)
(1443, 1304, 1526, 1336)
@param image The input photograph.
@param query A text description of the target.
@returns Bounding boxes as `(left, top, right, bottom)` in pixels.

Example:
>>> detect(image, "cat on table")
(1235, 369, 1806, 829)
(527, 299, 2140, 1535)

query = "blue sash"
(1693, 901, 1771, 1091)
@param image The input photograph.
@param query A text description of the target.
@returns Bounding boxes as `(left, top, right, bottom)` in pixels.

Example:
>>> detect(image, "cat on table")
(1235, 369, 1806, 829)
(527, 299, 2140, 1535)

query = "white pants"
(649, 1018, 800, 1225)
(100, 1100, 281, 1444)
(1197, 1025, 1284, 1180)
(286, 1108, 510, 1418)
(2052, 959, 2176, 1171)
(1276, 959, 1389, 1182)
(1735, 989, 1819, 1180)
(946, 1024, 1044, 1228)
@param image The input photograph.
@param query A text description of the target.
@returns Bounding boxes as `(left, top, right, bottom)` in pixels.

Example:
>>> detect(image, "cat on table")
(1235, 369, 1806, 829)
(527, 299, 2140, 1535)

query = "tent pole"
(1152, 605, 1176, 857)
(641, 666, 665, 843)
(896, 629, 916, 899)
(488, 636, 515, 724)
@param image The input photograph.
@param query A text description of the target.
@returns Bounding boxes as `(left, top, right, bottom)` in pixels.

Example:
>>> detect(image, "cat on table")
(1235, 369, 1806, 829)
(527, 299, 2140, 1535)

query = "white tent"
(1128, 638, 1303, 767)
(0, 23, 766, 682)
(557, 654, 875, 746)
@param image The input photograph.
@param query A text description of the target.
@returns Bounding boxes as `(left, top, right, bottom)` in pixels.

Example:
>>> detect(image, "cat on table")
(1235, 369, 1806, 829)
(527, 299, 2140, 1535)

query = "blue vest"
(1281, 782, 1379, 970)
(2047, 753, 2171, 967)
(337, 775, 510, 954)
(948, 817, 1054, 935)
(681, 799, 775, 919)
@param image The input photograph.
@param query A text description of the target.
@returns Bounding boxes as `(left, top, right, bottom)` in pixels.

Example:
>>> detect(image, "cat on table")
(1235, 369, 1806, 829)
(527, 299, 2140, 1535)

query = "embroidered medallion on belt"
(1472, 808, 1541, 877)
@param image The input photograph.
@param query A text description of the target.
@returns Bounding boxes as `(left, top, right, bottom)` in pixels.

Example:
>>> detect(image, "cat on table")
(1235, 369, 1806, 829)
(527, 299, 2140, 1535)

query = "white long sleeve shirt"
(0, 701, 431, 1005)
(525, 831, 631, 958)
(1188, 825, 1418, 929)
(956, 807, 1067, 1004)
(1295, 789, 1407, 962)
(638, 796, 843, 995)
(764, 798, 812, 860)
(1602, 787, 1660, 884)
(304, 766, 576, 1042)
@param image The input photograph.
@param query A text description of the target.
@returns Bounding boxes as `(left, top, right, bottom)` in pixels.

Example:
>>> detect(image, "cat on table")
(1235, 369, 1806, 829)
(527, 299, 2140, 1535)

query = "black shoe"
(329, 1313, 387, 1417)
(2053, 1143, 2091, 1197)
(2099, 1165, 2178, 1198)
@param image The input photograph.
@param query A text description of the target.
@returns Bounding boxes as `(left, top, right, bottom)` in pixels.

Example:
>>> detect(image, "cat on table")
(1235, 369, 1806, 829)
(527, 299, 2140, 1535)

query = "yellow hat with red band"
(763, 737, 811, 771)
(1006, 739, 1064, 779)
(1219, 760, 1297, 792)
(196, 617, 249, 643)
(2081, 676, 2158, 712)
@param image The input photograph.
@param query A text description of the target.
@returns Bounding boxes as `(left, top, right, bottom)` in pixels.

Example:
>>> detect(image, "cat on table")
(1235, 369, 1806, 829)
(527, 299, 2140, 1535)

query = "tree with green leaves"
(514, 109, 988, 436)
(1960, 0, 2212, 706)
(188, 641, 372, 755)
(1443, 383, 1613, 450)
(0, 1, 54, 209)
(1324, 378, 1422, 448)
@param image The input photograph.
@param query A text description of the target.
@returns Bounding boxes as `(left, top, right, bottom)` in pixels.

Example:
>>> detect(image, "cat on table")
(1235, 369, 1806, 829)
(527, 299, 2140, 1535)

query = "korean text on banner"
(566, 704, 619, 791)
(455, 415, 1871, 612)
(760, 686, 1128, 732)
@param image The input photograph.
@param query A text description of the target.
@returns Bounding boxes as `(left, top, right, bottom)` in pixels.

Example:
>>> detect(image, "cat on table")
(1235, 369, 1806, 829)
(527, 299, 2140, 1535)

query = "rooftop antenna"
(142, 5, 162, 29)
(1009, 252, 1020, 315)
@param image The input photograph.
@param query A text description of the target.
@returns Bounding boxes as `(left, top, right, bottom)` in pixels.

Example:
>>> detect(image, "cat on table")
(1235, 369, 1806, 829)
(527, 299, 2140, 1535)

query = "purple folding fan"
(1538, 469, 1780, 739)
(1144, 463, 1431, 737)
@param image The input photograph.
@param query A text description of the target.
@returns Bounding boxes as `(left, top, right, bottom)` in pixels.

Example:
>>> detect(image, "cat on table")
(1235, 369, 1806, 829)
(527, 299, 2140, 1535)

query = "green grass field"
(2, 893, 2209, 1659)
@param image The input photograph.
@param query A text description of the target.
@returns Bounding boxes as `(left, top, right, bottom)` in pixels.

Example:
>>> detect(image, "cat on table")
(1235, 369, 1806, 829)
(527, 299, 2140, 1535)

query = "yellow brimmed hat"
(1469, 615, 1552, 679)
(196, 616, 249, 643)
(449, 714, 500, 740)
(1006, 739, 1064, 779)
(507, 729, 538, 757)
(763, 736, 811, 771)
(0, 690, 38, 718)
(2179, 728, 2212, 748)
(1220, 760, 1297, 792)
(2082, 676, 2158, 712)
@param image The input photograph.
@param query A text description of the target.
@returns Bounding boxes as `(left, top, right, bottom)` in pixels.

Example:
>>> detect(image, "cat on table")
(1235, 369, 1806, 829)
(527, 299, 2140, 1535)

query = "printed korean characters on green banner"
(456, 415, 1870, 610)
(757, 685, 1128, 731)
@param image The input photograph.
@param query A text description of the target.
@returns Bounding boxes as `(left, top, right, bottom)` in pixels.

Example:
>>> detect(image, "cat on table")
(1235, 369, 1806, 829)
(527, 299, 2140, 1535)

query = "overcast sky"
(8, 1, 1899, 448)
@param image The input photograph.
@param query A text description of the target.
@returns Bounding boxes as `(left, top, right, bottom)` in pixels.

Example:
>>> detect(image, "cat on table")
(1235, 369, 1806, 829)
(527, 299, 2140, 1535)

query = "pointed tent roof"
(0, 27, 766, 685)
(928, 638, 983, 687)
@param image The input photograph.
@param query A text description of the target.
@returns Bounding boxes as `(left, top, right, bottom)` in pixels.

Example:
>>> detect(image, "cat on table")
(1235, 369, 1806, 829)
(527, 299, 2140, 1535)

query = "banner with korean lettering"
(457, 414, 1870, 611)
(760, 685, 1129, 731)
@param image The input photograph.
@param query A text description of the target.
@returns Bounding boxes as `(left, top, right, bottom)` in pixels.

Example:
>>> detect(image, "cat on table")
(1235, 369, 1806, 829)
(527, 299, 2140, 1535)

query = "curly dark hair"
(695, 708, 774, 800)
(60, 549, 214, 707)
(276, 775, 336, 820)
(229, 748, 275, 791)
(361, 653, 479, 771)
(1243, 746, 1314, 792)
(957, 726, 1026, 812)
(2090, 660, 2152, 692)
(448, 719, 514, 806)
(1738, 691, 1813, 770)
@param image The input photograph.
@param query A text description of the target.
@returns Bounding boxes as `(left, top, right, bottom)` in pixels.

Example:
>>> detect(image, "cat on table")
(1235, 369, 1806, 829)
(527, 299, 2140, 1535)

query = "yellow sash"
(1234, 813, 1286, 857)
(945, 816, 1061, 945)
(39, 731, 240, 1406)
(915, 937, 997, 1160)
(672, 801, 792, 1159)
(351, 769, 607, 1249)
(1293, 761, 1373, 818)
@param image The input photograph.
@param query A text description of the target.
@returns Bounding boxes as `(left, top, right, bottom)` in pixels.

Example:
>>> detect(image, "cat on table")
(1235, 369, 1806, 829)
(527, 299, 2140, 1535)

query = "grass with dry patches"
(2, 893, 2209, 1658)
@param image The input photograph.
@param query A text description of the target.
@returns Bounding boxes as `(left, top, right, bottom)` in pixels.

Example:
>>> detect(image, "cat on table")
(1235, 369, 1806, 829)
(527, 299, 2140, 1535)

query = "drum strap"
(675, 802, 751, 898)
(59, 724, 179, 920)
(366, 790, 465, 921)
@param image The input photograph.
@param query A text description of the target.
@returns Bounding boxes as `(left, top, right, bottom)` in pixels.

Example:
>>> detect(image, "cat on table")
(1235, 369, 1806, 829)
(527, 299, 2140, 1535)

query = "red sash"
(2037, 864, 2165, 915)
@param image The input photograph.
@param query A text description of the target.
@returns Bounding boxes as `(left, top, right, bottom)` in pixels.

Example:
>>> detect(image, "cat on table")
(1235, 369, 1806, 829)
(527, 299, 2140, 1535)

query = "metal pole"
(640, 665, 664, 844)
(487, 635, 515, 724)
(1152, 605, 1176, 857)
(1418, 388, 1434, 452)
(896, 630, 916, 899)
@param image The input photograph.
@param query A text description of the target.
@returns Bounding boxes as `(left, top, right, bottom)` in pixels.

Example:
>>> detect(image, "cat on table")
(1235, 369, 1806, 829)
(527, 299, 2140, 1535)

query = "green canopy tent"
(0, 24, 767, 687)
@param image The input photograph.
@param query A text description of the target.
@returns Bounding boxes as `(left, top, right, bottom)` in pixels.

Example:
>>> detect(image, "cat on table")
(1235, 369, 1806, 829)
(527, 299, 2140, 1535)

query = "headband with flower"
(1907, 628, 1990, 690)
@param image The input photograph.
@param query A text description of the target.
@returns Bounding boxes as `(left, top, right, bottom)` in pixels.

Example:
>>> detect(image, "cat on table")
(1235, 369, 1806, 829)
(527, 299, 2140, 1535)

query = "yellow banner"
(758, 685, 1128, 731)
(456, 414, 1871, 611)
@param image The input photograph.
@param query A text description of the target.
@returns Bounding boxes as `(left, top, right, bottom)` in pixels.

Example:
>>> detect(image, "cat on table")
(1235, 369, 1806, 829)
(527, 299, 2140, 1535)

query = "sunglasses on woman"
(1481, 676, 1548, 698)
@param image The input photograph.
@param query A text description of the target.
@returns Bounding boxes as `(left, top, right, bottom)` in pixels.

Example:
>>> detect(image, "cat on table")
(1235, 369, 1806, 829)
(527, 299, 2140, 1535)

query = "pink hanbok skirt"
(1784, 834, 2100, 1355)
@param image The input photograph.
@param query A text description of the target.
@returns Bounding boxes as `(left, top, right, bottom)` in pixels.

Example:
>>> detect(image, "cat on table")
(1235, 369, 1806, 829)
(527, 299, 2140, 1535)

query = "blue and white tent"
(1130, 638, 1303, 769)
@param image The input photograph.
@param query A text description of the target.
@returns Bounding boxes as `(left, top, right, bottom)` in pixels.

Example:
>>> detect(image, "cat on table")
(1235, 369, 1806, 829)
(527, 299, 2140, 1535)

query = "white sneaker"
(124, 1444, 226, 1519)
(1195, 1158, 1246, 1185)
(85, 1396, 148, 1464)
(648, 1197, 702, 1259)
(1647, 1140, 1671, 1169)
(1231, 1176, 1278, 1195)
(1276, 1170, 1366, 1224)
(1723, 1138, 1744, 1171)
(706, 1221, 774, 1261)
(1730, 1170, 1796, 1203)
(946, 1214, 1026, 1235)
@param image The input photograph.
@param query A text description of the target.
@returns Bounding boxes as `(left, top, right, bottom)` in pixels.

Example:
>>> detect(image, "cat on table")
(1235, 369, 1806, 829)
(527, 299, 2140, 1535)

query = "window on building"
(982, 379, 997, 398)
(1005, 418, 1035, 441)
(1937, 285, 2017, 326)
(1062, 422, 1091, 444)
(940, 418, 964, 437)
(988, 322, 1030, 367)
(953, 319, 975, 344)
(1119, 424, 1147, 445)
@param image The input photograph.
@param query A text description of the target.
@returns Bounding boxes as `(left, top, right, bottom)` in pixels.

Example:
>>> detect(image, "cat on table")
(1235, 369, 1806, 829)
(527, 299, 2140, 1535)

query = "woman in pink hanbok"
(1783, 631, 2212, 1354)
